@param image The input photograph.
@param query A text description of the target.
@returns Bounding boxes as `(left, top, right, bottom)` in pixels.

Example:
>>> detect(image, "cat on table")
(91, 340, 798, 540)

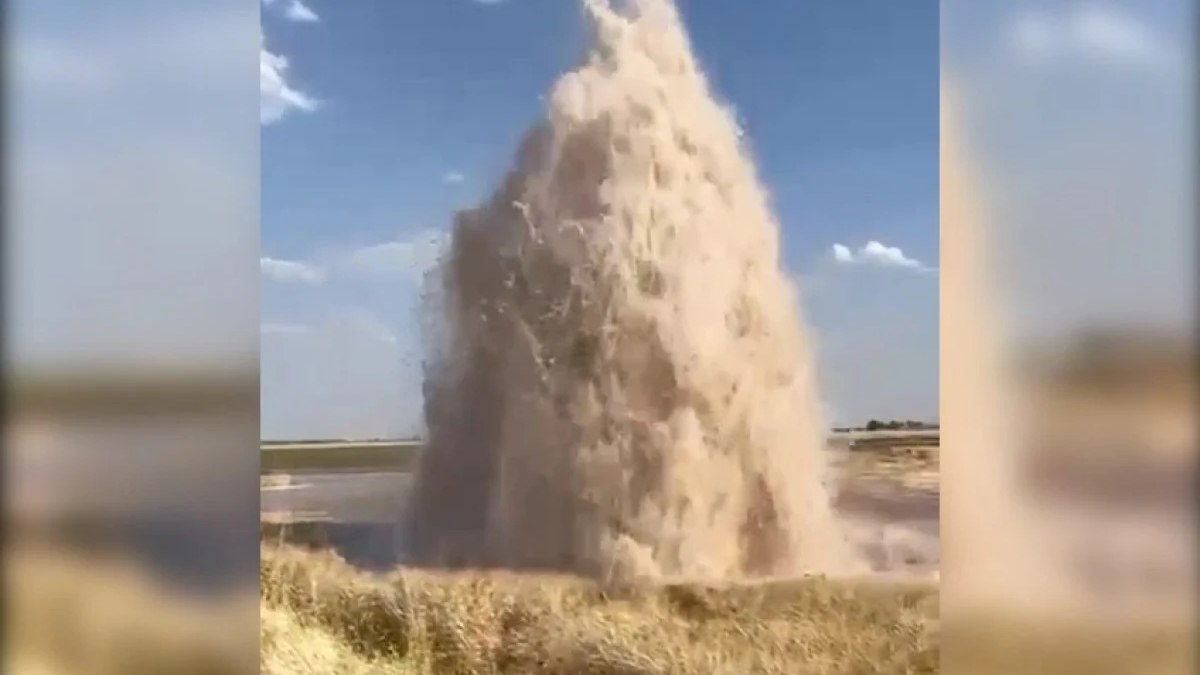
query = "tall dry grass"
(261, 544, 938, 674)
(5, 542, 256, 675)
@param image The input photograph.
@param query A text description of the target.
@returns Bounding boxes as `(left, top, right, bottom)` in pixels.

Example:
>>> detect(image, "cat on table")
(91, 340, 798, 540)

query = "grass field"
(12, 541, 1191, 675)
(258, 433, 943, 673)
(261, 543, 939, 675)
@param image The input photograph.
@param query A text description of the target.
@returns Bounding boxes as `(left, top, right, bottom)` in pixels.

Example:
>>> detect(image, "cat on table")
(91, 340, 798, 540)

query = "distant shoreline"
(260, 429, 939, 475)
(261, 427, 939, 447)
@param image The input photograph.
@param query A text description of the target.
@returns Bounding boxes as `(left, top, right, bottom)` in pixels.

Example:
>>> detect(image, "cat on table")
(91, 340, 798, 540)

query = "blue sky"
(5, 0, 1185, 442)
(260, 0, 939, 439)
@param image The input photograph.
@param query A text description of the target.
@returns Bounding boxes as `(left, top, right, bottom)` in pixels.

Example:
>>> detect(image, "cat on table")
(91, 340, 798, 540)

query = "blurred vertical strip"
(942, 0, 1196, 673)
(3, 1, 260, 673)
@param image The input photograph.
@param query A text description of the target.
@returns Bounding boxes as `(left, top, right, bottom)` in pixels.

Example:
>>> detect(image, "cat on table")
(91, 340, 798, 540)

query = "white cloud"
(858, 241, 924, 269)
(344, 228, 449, 279)
(442, 171, 466, 184)
(284, 0, 319, 22)
(261, 322, 309, 336)
(263, 0, 319, 22)
(262, 230, 447, 288)
(831, 240, 935, 273)
(474, 0, 507, 5)
(1007, 6, 1173, 67)
(260, 44, 317, 125)
(261, 256, 326, 284)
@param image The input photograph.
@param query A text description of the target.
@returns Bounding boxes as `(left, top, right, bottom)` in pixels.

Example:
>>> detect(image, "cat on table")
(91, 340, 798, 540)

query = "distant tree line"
(831, 420, 939, 433)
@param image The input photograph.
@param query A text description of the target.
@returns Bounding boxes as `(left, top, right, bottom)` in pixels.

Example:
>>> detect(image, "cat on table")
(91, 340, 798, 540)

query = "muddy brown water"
(260, 466, 942, 576)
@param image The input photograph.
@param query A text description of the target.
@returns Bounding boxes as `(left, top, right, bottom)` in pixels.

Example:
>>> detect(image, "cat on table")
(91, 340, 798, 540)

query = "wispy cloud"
(442, 171, 465, 184)
(344, 228, 449, 280)
(474, 0, 508, 5)
(1007, 6, 1174, 68)
(260, 43, 317, 124)
(261, 256, 326, 284)
(831, 240, 936, 273)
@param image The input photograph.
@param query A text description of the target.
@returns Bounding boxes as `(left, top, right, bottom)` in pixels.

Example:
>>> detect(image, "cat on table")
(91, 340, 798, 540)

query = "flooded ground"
(260, 445, 943, 579)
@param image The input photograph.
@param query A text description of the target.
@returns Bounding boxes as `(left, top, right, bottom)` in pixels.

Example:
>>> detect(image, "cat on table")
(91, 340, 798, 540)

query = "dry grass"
(5, 543, 257, 675)
(260, 544, 939, 675)
(942, 614, 1195, 675)
(12, 542, 1190, 675)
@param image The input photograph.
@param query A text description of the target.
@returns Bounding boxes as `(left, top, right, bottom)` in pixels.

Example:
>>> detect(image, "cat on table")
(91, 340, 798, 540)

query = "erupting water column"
(405, 0, 857, 581)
